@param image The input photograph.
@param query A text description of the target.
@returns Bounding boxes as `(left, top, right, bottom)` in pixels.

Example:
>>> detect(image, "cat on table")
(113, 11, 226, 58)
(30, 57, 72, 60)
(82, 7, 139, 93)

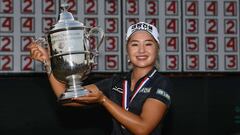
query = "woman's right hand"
(28, 41, 50, 63)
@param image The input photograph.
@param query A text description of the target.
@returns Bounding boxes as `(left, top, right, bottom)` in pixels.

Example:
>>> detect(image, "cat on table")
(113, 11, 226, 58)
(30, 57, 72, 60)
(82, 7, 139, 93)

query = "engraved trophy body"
(39, 4, 104, 103)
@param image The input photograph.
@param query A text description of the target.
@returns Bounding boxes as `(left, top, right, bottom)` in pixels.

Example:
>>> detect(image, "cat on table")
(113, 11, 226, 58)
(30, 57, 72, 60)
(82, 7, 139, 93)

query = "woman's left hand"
(71, 88, 106, 105)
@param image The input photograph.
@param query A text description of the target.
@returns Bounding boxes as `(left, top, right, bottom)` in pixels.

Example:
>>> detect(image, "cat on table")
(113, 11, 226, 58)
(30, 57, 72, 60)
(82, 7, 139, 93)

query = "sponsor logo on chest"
(112, 86, 123, 93)
(112, 86, 152, 94)
(139, 87, 152, 93)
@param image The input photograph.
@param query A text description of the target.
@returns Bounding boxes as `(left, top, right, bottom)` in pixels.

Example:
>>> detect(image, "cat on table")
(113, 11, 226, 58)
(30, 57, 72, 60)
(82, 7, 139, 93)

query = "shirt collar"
(125, 66, 158, 83)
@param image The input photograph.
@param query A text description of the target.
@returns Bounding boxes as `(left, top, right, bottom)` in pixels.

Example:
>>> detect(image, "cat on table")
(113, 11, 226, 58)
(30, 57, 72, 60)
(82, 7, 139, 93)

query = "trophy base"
(58, 89, 89, 104)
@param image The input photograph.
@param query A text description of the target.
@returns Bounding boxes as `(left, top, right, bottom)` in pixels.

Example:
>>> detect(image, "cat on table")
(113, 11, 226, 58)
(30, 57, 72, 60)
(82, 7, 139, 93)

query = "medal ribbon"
(122, 69, 157, 110)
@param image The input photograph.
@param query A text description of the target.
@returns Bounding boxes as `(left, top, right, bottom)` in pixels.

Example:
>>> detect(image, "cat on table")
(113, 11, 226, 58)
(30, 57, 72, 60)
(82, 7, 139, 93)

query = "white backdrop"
(0, 0, 239, 73)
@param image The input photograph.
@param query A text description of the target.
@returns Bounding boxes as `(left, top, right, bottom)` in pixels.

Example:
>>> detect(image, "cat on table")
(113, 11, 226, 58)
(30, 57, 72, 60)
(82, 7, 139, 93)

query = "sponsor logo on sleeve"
(156, 89, 170, 100)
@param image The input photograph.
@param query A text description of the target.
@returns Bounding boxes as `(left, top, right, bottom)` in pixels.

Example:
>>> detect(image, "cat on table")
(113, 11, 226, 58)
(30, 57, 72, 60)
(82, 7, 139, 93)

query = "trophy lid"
(51, 3, 84, 31)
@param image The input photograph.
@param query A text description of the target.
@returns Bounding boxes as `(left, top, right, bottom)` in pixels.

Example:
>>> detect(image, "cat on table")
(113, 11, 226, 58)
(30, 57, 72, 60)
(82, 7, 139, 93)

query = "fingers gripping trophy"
(31, 4, 104, 104)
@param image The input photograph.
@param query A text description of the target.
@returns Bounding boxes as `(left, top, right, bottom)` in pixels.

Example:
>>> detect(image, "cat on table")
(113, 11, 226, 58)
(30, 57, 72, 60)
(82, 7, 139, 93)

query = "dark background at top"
(0, 73, 239, 135)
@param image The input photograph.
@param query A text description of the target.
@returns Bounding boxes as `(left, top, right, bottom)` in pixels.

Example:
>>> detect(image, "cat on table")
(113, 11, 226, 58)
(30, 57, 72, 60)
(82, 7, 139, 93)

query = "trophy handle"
(88, 26, 105, 50)
(33, 37, 49, 49)
(32, 37, 51, 58)
(87, 26, 105, 65)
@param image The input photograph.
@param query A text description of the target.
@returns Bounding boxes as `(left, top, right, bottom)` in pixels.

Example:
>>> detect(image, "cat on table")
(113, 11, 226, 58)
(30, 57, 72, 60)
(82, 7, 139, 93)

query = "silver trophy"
(36, 4, 104, 103)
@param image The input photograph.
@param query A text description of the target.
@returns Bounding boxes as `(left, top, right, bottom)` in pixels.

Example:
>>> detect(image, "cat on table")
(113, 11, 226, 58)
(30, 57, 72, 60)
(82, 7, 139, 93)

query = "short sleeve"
(94, 77, 114, 97)
(148, 77, 173, 107)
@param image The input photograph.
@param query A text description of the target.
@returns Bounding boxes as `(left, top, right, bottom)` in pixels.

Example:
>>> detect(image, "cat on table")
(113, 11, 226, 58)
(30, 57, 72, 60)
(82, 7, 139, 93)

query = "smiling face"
(127, 31, 159, 69)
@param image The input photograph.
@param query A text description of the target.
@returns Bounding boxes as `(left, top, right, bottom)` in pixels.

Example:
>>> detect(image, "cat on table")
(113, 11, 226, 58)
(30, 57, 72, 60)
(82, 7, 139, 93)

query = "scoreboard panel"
(182, 0, 239, 72)
(0, 0, 239, 73)
(122, 0, 182, 72)
(0, 0, 58, 73)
